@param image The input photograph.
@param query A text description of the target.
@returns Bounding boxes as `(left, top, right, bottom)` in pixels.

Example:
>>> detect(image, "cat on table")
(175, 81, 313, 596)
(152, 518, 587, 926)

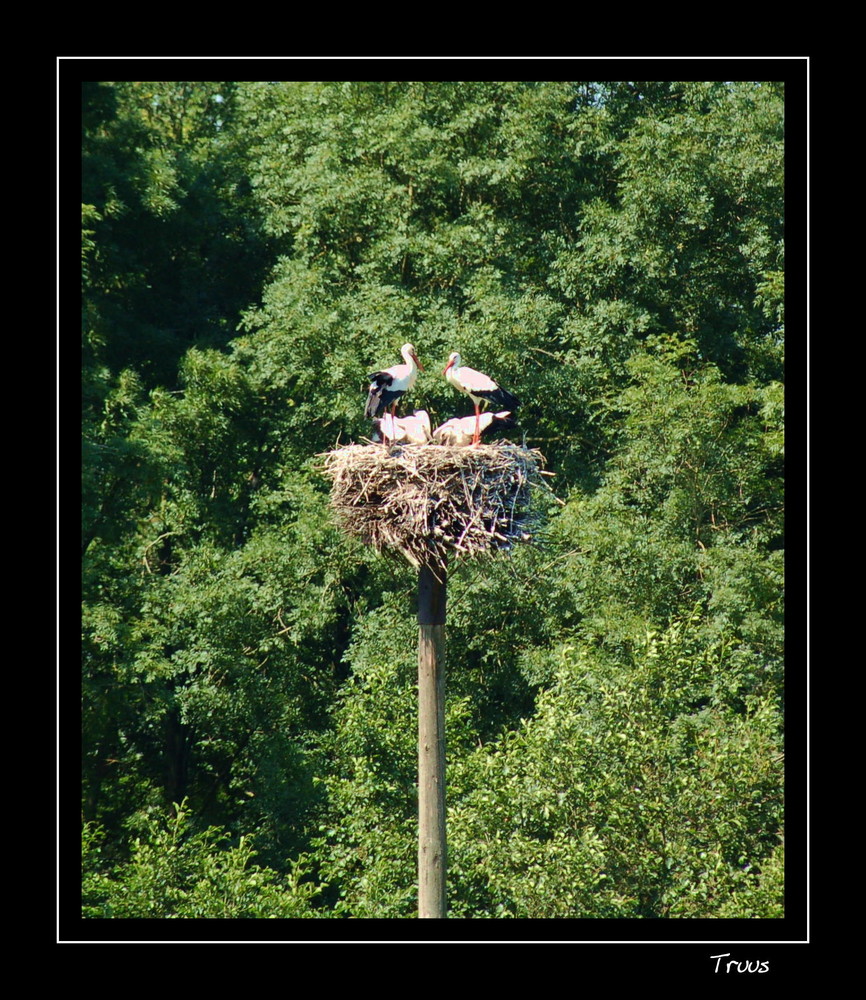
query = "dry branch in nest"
(320, 441, 547, 570)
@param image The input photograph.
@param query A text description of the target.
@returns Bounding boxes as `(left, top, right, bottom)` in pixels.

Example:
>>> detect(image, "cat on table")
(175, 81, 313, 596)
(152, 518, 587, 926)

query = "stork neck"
(402, 347, 418, 372)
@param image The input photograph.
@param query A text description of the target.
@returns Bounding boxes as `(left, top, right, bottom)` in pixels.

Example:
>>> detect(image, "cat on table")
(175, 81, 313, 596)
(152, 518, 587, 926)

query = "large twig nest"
(320, 441, 546, 569)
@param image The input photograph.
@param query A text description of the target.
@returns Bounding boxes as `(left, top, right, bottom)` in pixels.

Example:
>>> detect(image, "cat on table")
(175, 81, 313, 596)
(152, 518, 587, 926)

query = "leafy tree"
(446, 617, 783, 918)
(82, 81, 273, 387)
(81, 79, 785, 919)
(82, 802, 325, 918)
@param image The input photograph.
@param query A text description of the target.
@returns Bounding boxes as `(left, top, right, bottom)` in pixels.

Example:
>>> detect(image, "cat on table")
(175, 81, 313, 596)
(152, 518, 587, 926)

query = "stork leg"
(384, 401, 398, 448)
(473, 403, 481, 446)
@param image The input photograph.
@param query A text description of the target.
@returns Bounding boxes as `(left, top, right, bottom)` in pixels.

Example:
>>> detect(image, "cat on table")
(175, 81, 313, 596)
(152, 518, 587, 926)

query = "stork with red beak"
(364, 343, 423, 419)
(442, 352, 520, 445)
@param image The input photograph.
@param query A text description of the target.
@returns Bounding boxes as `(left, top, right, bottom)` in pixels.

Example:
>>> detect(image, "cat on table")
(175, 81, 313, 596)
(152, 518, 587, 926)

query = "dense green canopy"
(82, 79, 785, 920)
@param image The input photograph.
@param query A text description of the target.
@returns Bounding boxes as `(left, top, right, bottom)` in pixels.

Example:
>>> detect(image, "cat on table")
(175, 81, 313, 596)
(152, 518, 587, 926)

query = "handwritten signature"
(711, 953, 770, 974)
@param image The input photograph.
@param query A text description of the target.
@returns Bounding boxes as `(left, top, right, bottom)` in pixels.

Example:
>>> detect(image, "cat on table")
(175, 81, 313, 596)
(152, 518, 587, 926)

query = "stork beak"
(413, 352, 424, 372)
(443, 359, 453, 375)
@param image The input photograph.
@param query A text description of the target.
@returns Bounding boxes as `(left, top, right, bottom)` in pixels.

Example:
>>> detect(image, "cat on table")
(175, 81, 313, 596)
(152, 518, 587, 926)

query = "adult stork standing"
(442, 352, 520, 446)
(364, 343, 423, 420)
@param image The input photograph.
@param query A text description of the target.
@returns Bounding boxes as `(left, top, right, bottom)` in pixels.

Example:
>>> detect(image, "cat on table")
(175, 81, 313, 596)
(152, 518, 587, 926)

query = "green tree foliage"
(81, 80, 785, 920)
(446, 611, 783, 919)
(82, 802, 325, 918)
(82, 81, 274, 386)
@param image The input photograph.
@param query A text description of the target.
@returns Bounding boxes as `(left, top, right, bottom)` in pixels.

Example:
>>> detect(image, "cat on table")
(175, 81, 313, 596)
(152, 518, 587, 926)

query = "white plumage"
(432, 410, 515, 447)
(365, 343, 423, 419)
(443, 352, 520, 445)
(371, 410, 433, 445)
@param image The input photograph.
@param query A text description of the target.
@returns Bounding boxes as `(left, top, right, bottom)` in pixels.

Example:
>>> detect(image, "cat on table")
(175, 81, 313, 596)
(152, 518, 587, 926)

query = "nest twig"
(320, 441, 546, 570)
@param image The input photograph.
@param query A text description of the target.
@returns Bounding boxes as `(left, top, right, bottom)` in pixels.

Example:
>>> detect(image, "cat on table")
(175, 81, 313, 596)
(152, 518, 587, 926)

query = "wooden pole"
(417, 559, 447, 919)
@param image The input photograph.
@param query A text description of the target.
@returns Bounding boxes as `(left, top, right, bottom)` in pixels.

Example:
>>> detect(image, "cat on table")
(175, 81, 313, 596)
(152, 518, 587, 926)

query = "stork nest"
(320, 441, 546, 569)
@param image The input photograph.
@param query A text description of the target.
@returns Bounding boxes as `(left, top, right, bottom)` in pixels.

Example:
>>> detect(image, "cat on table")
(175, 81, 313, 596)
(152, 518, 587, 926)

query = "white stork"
(442, 352, 520, 445)
(371, 410, 433, 446)
(432, 410, 516, 447)
(364, 343, 423, 419)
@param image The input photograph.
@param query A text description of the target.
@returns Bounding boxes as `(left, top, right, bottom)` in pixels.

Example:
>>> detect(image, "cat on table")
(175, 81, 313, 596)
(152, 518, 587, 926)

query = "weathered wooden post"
(322, 441, 545, 919)
(417, 560, 447, 918)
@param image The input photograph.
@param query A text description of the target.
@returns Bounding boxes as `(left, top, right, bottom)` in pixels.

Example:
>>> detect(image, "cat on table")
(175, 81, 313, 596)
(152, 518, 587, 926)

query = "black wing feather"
(365, 371, 399, 419)
(475, 386, 520, 411)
